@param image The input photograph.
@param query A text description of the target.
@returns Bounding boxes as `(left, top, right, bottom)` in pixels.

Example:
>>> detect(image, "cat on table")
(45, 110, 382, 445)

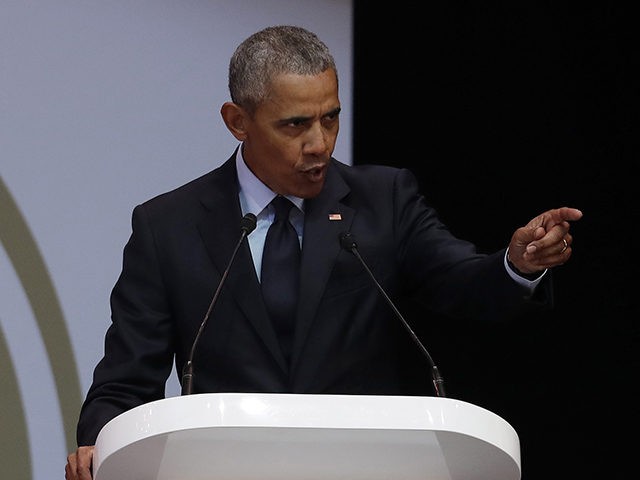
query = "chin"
(296, 183, 325, 199)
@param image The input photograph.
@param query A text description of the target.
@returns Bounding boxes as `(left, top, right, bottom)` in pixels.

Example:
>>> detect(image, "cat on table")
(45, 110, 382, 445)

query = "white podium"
(93, 393, 521, 480)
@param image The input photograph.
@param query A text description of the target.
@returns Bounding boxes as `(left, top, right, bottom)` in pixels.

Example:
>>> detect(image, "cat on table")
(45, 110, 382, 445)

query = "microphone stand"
(181, 213, 257, 395)
(340, 232, 446, 397)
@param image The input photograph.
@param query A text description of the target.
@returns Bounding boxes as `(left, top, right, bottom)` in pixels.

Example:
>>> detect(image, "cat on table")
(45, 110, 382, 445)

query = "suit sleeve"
(76, 204, 175, 445)
(392, 168, 553, 321)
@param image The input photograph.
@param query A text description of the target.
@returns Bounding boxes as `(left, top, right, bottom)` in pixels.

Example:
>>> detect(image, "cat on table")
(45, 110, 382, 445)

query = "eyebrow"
(326, 106, 342, 117)
(280, 107, 342, 125)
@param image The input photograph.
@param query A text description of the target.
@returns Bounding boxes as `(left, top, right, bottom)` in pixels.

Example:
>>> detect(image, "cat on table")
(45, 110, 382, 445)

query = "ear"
(220, 102, 248, 141)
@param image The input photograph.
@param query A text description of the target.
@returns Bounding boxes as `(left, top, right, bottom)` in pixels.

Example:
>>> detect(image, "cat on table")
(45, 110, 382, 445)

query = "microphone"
(181, 213, 257, 395)
(339, 232, 446, 397)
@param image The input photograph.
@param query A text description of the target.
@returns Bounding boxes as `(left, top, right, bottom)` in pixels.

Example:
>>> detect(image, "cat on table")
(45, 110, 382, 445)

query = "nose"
(303, 122, 330, 155)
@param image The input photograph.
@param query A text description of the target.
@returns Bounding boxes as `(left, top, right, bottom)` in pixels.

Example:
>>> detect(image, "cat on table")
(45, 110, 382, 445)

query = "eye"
(322, 108, 341, 125)
(326, 108, 341, 121)
(288, 118, 307, 128)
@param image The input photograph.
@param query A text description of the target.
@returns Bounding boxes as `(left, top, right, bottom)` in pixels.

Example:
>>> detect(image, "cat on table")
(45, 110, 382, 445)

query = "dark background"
(353, 3, 637, 478)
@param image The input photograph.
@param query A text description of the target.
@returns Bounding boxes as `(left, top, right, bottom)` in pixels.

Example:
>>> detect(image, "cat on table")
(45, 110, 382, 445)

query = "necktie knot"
(271, 196, 294, 222)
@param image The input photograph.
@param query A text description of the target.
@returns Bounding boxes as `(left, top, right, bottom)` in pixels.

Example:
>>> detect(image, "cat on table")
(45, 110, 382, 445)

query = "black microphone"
(339, 232, 446, 397)
(181, 213, 257, 395)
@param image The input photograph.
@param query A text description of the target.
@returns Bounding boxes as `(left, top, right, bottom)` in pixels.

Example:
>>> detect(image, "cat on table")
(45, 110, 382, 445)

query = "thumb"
(509, 224, 545, 262)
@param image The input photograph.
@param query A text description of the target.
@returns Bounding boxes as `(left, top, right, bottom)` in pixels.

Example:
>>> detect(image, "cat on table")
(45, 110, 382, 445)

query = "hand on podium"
(65, 446, 94, 480)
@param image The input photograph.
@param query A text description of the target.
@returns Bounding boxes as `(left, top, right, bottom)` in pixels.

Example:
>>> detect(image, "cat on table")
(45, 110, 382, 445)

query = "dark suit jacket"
(77, 154, 551, 445)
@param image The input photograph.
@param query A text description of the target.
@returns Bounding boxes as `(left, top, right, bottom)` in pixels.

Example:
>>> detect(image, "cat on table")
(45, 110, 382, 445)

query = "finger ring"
(560, 238, 568, 253)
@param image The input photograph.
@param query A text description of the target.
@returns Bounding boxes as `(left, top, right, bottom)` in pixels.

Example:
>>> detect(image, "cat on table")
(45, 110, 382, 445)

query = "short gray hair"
(228, 25, 338, 114)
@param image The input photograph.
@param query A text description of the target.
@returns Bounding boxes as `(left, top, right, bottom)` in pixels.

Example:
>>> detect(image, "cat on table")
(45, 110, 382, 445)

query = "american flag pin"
(328, 213, 342, 221)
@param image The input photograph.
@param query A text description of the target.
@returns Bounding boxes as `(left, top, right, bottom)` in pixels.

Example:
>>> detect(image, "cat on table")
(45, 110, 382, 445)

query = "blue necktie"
(261, 196, 300, 364)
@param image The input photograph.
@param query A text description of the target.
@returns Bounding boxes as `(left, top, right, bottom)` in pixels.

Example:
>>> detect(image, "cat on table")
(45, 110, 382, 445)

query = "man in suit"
(65, 25, 582, 479)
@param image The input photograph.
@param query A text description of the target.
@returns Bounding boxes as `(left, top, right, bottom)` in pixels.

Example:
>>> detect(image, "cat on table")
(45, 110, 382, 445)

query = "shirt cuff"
(504, 249, 547, 289)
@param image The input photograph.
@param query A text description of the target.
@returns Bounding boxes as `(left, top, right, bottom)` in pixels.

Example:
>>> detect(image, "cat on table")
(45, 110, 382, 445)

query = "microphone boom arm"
(181, 213, 257, 395)
(340, 232, 446, 397)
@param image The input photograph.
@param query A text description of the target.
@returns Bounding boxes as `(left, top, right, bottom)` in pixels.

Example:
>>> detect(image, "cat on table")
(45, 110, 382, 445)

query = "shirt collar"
(235, 144, 304, 215)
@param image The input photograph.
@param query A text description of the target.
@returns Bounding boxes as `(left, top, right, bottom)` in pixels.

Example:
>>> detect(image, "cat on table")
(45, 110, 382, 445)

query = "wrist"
(506, 253, 542, 281)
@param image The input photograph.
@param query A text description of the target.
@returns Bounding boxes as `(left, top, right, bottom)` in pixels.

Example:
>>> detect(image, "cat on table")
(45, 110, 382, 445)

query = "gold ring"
(560, 238, 568, 253)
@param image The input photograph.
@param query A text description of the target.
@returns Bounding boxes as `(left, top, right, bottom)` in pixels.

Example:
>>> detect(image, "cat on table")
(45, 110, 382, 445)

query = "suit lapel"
(196, 157, 288, 373)
(290, 162, 353, 371)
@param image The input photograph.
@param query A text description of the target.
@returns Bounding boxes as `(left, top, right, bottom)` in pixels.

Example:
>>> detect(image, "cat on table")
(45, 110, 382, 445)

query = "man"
(65, 25, 582, 479)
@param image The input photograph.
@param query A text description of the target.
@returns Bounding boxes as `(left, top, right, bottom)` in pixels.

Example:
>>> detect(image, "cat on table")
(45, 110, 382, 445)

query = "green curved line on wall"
(0, 326, 32, 479)
(0, 175, 82, 455)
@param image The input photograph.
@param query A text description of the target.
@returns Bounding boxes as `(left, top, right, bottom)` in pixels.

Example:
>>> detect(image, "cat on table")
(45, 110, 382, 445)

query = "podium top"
(94, 393, 521, 480)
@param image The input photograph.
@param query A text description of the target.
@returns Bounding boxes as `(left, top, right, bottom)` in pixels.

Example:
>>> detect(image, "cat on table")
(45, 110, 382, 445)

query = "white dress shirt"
(235, 146, 304, 281)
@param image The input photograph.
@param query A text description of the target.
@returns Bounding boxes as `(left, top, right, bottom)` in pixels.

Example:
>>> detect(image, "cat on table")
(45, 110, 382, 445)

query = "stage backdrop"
(0, 2, 352, 478)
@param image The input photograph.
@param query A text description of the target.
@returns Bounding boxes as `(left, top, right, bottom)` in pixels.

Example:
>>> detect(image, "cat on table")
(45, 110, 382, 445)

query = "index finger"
(542, 207, 583, 228)
(551, 207, 582, 223)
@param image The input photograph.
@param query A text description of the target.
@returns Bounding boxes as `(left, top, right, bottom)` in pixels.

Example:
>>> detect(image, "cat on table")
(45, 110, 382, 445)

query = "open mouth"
(302, 164, 327, 182)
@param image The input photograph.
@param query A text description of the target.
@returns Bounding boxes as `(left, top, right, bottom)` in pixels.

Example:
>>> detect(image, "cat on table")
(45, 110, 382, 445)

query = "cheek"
(262, 144, 301, 183)
(266, 141, 301, 171)
(263, 131, 294, 155)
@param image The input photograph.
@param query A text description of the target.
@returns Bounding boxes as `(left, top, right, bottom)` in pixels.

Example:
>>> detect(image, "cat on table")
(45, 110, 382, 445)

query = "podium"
(93, 393, 521, 480)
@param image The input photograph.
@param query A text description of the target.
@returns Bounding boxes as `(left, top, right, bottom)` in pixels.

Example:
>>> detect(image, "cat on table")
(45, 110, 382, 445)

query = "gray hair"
(228, 25, 338, 114)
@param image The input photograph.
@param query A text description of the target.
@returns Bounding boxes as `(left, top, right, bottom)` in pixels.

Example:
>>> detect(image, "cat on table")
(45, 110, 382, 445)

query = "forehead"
(259, 70, 339, 116)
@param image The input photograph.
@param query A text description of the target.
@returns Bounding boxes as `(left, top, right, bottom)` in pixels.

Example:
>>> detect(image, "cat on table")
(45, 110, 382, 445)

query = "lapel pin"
(328, 213, 342, 221)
